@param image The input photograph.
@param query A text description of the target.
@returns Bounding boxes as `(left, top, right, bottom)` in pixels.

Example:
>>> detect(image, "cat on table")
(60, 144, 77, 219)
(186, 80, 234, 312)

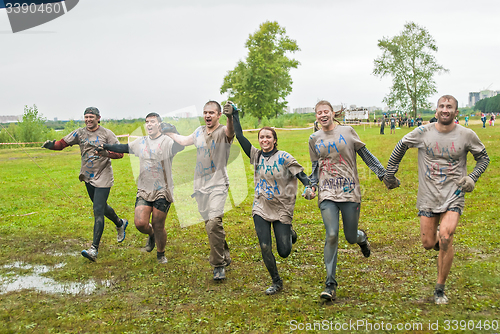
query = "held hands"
(94, 144, 109, 157)
(160, 122, 178, 134)
(383, 175, 401, 190)
(457, 176, 475, 192)
(302, 185, 316, 200)
(223, 101, 237, 117)
(41, 140, 55, 149)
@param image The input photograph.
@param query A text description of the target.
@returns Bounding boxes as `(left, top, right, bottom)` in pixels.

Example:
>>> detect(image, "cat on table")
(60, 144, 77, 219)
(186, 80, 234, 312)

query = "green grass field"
(0, 123, 499, 333)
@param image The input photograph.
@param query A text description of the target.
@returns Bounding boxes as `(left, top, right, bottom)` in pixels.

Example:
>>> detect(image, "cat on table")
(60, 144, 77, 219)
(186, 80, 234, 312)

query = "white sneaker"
(434, 289, 449, 304)
(81, 246, 98, 262)
(116, 219, 128, 243)
(157, 255, 168, 264)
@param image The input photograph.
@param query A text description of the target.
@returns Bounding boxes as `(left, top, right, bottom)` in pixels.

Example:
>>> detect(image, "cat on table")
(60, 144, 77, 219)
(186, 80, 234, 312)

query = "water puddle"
(0, 261, 112, 295)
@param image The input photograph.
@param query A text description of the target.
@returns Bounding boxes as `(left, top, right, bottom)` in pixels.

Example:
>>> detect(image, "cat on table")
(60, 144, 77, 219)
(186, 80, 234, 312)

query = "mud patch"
(0, 262, 111, 295)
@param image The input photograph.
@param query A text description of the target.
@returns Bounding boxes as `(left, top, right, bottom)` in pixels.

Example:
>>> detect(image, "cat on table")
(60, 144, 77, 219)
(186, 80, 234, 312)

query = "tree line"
(474, 95, 500, 114)
(2, 20, 449, 146)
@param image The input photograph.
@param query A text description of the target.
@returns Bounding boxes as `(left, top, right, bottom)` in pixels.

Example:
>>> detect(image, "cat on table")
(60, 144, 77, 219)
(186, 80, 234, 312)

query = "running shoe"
(434, 288, 449, 304)
(81, 246, 98, 262)
(320, 284, 336, 301)
(358, 229, 371, 258)
(213, 266, 226, 280)
(157, 255, 168, 264)
(116, 219, 128, 243)
(145, 233, 155, 252)
(265, 281, 283, 295)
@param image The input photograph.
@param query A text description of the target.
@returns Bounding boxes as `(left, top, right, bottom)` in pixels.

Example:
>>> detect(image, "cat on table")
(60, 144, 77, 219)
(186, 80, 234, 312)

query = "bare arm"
(166, 133, 194, 146)
(225, 115, 235, 140)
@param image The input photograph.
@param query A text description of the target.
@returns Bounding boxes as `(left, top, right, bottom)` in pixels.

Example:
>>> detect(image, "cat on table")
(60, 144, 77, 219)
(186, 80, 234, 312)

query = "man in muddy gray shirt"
(384, 95, 489, 304)
(165, 101, 234, 281)
(42, 107, 128, 262)
(99, 112, 184, 264)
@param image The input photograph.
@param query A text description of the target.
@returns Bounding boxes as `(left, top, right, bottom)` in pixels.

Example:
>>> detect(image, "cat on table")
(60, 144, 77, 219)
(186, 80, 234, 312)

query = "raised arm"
(223, 101, 236, 140)
(231, 108, 252, 158)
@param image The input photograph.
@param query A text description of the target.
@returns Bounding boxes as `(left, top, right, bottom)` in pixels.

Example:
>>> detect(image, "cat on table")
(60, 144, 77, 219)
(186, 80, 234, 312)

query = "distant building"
(468, 90, 500, 107)
(0, 115, 21, 123)
(293, 107, 314, 114)
(366, 106, 382, 112)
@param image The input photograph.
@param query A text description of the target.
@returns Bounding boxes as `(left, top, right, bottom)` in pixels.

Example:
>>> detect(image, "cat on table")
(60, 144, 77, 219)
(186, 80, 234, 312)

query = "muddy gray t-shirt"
(309, 125, 365, 204)
(401, 123, 486, 212)
(191, 125, 233, 194)
(63, 126, 120, 188)
(128, 134, 176, 203)
(250, 147, 304, 224)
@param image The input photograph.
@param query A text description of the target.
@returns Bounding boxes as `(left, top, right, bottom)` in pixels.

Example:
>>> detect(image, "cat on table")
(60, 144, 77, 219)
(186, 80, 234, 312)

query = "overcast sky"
(1, 0, 498, 120)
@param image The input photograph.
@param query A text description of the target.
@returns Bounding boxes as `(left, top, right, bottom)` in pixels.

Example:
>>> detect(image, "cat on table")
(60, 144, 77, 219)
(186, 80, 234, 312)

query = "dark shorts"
(390, 124, 395, 129)
(418, 207, 462, 217)
(135, 196, 171, 213)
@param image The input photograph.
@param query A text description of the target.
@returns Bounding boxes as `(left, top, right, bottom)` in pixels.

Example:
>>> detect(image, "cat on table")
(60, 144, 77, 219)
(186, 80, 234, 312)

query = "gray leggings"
(319, 200, 367, 287)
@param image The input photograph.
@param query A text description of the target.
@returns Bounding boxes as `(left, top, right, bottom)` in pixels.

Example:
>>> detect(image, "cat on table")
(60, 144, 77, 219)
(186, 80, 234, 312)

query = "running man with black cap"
(42, 107, 128, 262)
(96, 113, 184, 264)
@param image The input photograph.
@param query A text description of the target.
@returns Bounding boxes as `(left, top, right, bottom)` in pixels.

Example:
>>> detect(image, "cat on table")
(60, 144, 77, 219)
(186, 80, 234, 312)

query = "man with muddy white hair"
(384, 95, 490, 304)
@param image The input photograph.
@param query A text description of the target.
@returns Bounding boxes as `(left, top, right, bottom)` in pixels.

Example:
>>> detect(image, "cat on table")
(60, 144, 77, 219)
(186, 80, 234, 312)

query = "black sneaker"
(213, 266, 226, 280)
(265, 281, 283, 295)
(320, 284, 336, 301)
(291, 228, 297, 244)
(358, 229, 371, 258)
(145, 233, 155, 252)
(434, 288, 449, 304)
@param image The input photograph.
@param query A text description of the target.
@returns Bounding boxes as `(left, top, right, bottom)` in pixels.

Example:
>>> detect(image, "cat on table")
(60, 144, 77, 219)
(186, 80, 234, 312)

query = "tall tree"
(221, 21, 300, 120)
(17, 104, 48, 143)
(373, 22, 448, 118)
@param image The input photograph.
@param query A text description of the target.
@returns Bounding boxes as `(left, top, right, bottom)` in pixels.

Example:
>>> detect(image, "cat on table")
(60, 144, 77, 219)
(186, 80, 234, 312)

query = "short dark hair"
(437, 95, 458, 111)
(145, 112, 162, 123)
(204, 101, 221, 114)
(258, 126, 278, 150)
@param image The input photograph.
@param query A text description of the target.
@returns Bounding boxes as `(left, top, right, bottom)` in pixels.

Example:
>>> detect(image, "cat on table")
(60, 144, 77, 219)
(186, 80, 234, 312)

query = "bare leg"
(134, 205, 154, 236)
(151, 207, 168, 253)
(437, 211, 459, 284)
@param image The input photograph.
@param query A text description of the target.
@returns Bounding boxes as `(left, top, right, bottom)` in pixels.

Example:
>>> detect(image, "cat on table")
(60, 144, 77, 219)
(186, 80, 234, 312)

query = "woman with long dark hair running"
(229, 104, 313, 295)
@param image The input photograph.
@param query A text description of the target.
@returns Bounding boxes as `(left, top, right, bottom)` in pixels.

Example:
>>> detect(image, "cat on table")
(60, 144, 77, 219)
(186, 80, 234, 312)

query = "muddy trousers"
(85, 183, 121, 250)
(253, 215, 292, 285)
(319, 200, 367, 287)
(205, 217, 231, 267)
